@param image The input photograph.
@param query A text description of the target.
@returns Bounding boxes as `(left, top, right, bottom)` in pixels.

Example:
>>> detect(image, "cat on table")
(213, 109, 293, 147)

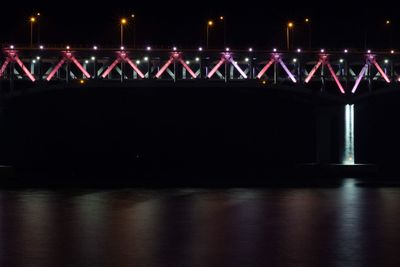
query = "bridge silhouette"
(1, 46, 399, 97)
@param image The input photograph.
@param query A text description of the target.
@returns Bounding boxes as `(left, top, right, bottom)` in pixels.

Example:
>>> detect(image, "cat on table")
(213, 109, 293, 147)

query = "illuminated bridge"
(3, 44, 400, 177)
(1, 45, 399, 97)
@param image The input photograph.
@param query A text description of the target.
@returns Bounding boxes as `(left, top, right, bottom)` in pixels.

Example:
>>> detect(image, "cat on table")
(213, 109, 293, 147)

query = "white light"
(391, 50, 395, 54)
(39, 45, 44, 50)
(367, 49, 371, 53)
(226, 47, 230, 51)
(384, 59, 389, 64)
(144, 57, 148, 61)
(36, 56, 40, 60)
(66, 45, 70, 50)
(186, 60, 190, 64)
(339, 59, 344, 63)
(273, 48, 277, 52)
(248, 48, 253, 52)
(245, 57, 249, 62)
(10, 45, 14, 49)
(292, 58, 297, 63)
(91, 56, 96, 61)
(344, 49, 348, 53)
(173, 46, 177, 51)
(120, 46, 125, 50)
(198, 47, 203, 51)
(320, 49, 325, 53)
(136, 60, 140, 64)
(297, 48, 301, 53)
(195, 57, 200, 61)
(342, 104, 355, 165)
(32, 60, 36, 63)
(146, 46, 151, 51)
(93, 46, 98, 50)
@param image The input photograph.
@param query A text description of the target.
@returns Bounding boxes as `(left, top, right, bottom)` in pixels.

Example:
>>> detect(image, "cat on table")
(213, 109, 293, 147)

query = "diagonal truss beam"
(256, 59, 275, 79)
(305, 59, 323, 83)
(47, 52, 91, 81)
(156, 52, 197, 79)
(101, 52, 144, 79)
(351, 64, 368, 93)
(14, 55, 36, 82)
(371, 60, 390, 83)
(278, 59, 296, 83)
(101, 58, 122, 78)
(326, 62, 345, 94)
(0, 51, 35, 81)
(256, 54, 295, 83)
(0, 57, 11, 78)
(46, 59, 66, 81)
(207, 58, 226, 78)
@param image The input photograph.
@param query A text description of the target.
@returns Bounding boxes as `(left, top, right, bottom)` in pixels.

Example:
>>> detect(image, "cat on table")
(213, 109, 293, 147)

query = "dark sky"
(0, 0, 398, 49)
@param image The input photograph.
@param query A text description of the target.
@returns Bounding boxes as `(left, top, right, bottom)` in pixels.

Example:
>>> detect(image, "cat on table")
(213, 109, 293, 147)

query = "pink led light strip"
(0, 51, 35, 82)
(351, 56, 390, 94)
(304, 56, 344, 94)
(101, 52, 145, 79)
(207, 53, 247, 79)
(47, 52, 91, 81)
(256, 54, 295, 83)
(155, 53, 197, 79)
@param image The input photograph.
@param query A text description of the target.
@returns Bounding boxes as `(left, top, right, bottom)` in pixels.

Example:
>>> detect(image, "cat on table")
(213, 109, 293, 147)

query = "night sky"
(0, 1, 398, 49)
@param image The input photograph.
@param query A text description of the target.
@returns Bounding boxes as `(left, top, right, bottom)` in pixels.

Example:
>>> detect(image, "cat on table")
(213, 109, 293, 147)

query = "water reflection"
(1, 181, 400, 266)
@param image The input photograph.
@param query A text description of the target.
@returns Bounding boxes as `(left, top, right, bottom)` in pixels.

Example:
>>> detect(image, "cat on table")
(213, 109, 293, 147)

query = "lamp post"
(206, 20, 213, 49)
(220, 16, 226, 46)
(120, 18, 127, 47)
(36, 12, 41, 45)
(386, 19, 392, 48)
(30, 17, 36, 47)
(132, 14, 136, 48)
(305, 18, 311, 49)
(286, 22, 294, 50)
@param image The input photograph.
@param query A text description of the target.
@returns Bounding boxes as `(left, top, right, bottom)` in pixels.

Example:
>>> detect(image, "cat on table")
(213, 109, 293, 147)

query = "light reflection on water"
(1, 179, 400, 266)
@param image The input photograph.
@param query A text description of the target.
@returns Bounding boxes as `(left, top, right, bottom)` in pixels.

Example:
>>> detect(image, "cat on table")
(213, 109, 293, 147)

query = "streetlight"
(120, 18, 127, 47)
(305, 18, 311, 49)
(131, 14, 136, 48)
(286, 22, 294, 50)
(386, 19, 392, 48)
(30, 16, 36, 47)
(36, 12, 41, 45)
(206, 20, 213, 49)
(220, 15, 226, 46)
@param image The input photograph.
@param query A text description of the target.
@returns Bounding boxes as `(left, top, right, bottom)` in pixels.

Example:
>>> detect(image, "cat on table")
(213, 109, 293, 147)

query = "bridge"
(1, 45, 399, 97)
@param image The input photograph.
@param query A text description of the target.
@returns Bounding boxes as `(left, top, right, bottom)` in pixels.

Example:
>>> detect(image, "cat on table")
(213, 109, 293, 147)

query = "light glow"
(342, 104, 355, 165)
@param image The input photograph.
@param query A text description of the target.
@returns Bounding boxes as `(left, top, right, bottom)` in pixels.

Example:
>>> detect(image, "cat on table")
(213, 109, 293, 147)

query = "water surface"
(1, 178, 400, 266)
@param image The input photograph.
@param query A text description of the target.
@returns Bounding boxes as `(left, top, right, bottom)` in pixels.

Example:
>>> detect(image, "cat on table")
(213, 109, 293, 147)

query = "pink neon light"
(256, 59, 275, 79)
(14, 56, 36, 82)
(46, 59, 66, 81)
(326, 63, 345, 94)
(70, 56, 91, 79)
(101, 58, 122, 78)
(229, 58, 248, 79)
(178, 58, 197, 78)
(155, 58, 174, 78)
(305, 60, 323, 83)
(351, 64, 368, 93)
(278, 59, 296, 83)
(207, 58, 226, 78)
(372, 60, 390, 83)
(0, 58, 11, 78)
(125, 57, 145, 78)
